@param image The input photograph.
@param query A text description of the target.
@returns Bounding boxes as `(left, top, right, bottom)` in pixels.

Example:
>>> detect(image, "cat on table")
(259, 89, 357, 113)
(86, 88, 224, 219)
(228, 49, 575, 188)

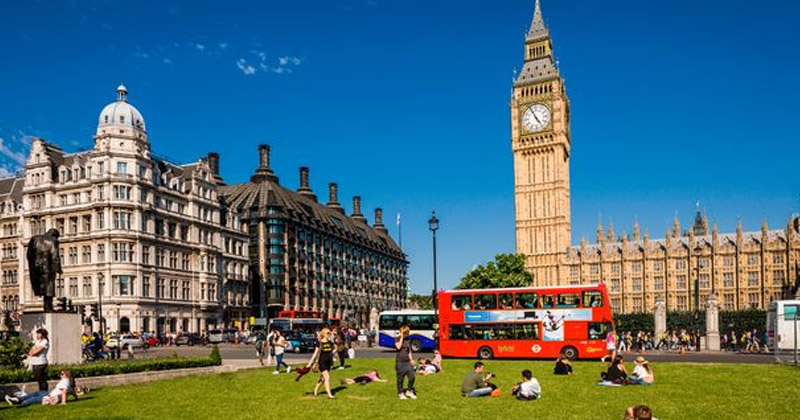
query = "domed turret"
(96, 84, 147, 138)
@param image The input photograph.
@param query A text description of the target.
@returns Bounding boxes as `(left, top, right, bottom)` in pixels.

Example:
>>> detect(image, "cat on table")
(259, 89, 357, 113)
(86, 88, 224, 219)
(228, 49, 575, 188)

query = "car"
(207, 329, 224, 344)
(107, 334, 145, 351)
(176, 333, 203, 346)
(284, 331, 318, 353)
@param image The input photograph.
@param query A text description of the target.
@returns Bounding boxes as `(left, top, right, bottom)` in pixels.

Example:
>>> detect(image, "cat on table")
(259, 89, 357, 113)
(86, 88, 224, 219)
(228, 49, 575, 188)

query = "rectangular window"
(611, 263, 620, 274)
(514, 293, 538, 309)
(82, 276, 92, 297)
(117, 161, 128, 174)
(498, 293, 514, 309)
(590, 264, 599, 275)
(724, 294, 735, 310)
(588, 322, 611, 340)
(747, 271, 759, 287)
(555, 293, 579, 308)
(582, 290, 603, 307)
(773, 270, 785, 285)
(747, 254, 759, 266)
(97, 244, 105, 262)
(773, 253, 785, 265)
(97, 211, 105, 229)
(474, 293, 497, 310)
(142, 276, 150, 298)
(653, 260, 664, 271)
(610, 279, 620, 293)
(632, 278, 642, 292)
(677, 296, 688, 310)
(699, 274, 710, 289)
(723, 272, 734, 288)
(723, 256, 734, 267)
(632, 261, 642, 273)
(676, 276, 687, 290)
(748, 292, 759, 308)
(676, 260, 687, 270)
(541, 294, 556, 308)
(653, 276, 664, 291)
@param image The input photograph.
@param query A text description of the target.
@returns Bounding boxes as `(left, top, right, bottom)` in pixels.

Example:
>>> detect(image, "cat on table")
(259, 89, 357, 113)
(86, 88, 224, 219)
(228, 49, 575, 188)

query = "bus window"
(494, 324, 513, 340)
(408, 314, 435, 330)
(588, 322, 611, 340)
(475, 294, 497, 310)
(450, 325, 465, 340)
(583, 290, 603, 307)
(378, 315, 403, 330)
(451, 295, 472, 311)
(513, 323, 539, 340)
(498, 293, 514, 309)
(474, 324, 495, 340)
(515, 293, 538, 309)
(556, 293, 580, 308)
(542, 294, 555, 308)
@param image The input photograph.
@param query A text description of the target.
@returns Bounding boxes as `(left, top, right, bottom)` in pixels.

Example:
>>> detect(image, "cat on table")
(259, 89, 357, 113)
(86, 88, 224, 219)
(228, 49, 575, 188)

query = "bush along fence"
(613, 309, 766, 334)
(0, 345, 222, 385)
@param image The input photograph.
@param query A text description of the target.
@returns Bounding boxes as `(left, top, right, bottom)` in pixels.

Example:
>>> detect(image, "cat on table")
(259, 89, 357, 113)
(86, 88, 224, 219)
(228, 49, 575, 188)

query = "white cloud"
(133, 51, 149, 59)
(278, 56, 289, 66)
(219, 42, 228, 50)
(0, 166, 14, 178)
(163, 58, 173, 64)
(196, 43, 206, 52)
(0, 136, 28, 167)
(236, 58, 257, 75)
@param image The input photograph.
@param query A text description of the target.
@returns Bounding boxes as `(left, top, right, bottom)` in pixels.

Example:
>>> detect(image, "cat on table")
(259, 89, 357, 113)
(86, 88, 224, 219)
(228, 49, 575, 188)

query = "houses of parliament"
(512, 1, 800, 313)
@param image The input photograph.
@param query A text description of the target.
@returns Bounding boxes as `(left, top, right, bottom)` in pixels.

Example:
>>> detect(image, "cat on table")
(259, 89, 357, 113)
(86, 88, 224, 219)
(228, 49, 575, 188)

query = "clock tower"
(512, 0, 571, 285)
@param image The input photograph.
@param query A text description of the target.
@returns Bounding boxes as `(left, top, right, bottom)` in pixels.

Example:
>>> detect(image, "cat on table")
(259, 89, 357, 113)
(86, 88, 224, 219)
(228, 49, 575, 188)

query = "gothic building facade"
(512, 1, 800, 313)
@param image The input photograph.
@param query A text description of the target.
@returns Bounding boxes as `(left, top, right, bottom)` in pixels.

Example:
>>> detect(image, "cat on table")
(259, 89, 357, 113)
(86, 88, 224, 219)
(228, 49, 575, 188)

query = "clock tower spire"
(511, 0, 571, 286)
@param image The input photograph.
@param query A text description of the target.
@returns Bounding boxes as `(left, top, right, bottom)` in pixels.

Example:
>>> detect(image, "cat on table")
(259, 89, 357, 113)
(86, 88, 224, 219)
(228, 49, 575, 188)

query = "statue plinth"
(705, 294, 721, 351)
(19, 312, 82, 365)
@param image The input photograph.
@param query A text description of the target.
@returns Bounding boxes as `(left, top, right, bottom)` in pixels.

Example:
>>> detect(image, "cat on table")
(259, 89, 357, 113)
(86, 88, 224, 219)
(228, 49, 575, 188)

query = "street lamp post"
(428, 211, 439, 347)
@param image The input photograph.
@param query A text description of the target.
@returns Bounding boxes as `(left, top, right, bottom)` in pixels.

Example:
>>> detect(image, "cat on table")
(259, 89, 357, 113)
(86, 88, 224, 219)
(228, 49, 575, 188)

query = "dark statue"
(26, 228, 62, 312)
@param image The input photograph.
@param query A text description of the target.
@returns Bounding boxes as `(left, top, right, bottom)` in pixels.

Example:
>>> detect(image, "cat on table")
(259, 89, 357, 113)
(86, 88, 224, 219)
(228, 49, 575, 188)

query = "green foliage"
(613, 312, 654, 332)
(720, 309, 766, 333)
(0, 337, 32, 370)
(0, 352, 221, 385)
(456, 254, 532, 290)
(209, 345, 222, 366)
(408, 294, 433, 310)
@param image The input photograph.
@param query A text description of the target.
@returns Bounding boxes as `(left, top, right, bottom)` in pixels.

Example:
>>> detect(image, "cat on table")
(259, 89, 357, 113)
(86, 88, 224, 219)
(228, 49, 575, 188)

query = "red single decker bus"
(438, 284, 613, 360)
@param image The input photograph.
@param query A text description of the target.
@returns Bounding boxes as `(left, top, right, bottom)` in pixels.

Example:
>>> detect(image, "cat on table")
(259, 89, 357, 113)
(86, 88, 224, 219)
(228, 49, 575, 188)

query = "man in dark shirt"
(461, 361, 494, 397)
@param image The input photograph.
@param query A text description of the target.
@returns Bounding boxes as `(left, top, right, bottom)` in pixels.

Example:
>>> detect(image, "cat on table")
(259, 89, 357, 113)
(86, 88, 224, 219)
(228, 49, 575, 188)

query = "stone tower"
(512, 0, 571, 285)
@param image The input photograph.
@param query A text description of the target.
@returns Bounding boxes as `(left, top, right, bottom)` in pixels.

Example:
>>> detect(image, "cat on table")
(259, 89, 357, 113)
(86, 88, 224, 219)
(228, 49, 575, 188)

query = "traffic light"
(90, 304, 99, 320)
(56, 297, 67, 312)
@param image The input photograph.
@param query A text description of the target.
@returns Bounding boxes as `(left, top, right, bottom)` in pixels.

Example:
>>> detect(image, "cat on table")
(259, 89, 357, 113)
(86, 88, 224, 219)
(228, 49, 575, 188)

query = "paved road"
(144, 344, 776, 364)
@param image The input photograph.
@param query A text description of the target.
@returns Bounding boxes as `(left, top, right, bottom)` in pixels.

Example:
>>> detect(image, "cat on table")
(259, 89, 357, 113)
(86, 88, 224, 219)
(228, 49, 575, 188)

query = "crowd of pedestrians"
(602, 327, 769, 354)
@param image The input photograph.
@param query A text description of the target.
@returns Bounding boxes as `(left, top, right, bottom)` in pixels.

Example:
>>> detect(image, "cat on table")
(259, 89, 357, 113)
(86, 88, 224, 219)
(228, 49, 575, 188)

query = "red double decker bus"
(438, 284, 613, 360)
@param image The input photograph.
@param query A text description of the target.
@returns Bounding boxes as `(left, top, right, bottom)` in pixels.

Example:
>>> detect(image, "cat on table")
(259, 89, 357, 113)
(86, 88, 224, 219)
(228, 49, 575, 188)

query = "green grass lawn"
(2, 359, 799, 420)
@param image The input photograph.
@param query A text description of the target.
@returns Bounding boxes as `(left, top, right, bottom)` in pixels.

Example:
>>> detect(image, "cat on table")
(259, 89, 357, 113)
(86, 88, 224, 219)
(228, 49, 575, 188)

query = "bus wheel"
(409, 339, 423, 353)
(478, 346, 494, 360)
(561, 346, 578, 360)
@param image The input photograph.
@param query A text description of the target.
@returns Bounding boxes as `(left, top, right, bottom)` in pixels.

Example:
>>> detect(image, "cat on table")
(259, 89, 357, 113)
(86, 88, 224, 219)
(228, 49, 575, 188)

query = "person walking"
(28, 328, 50, 392)
(394, 325, 417, 400)
(265, 327, 275, 367)
(273, 329, 290, 374)
(305, 328, 335, 399)
(335, 329, 348, 370)
(254, 331, 266, 366)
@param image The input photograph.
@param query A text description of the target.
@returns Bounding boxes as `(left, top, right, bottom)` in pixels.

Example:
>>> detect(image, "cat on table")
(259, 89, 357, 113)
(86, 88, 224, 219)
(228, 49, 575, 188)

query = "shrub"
(209, 345, 222, 366)
(0, 351, 221, 385)
(0, 337, 32, 370)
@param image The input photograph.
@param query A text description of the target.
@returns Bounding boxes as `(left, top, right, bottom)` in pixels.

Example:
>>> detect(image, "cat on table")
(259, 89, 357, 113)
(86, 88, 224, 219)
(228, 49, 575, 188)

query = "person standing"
(265, 327, 275, 367)
(273, 329, 290, 374)
(394, 325, 416, 400)
(335, 329, 347, 370)
(254, 331, 266, 366)
(305, 328, 335, 399)
(28, 328, 50, 392)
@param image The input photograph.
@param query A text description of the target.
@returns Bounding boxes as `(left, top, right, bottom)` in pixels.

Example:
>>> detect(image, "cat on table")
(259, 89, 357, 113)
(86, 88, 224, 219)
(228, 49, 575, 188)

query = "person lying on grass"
(340, 370, 388, 385)
(5, 370, 75, 407)
(511, 369, 541, 401)
(416, 358, 438, 375)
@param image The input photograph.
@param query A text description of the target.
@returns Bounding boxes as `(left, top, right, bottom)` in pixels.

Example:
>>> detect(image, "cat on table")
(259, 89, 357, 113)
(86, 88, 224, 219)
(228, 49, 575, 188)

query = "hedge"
(613, 309, 767, 334)
(0, 345, 222, 385)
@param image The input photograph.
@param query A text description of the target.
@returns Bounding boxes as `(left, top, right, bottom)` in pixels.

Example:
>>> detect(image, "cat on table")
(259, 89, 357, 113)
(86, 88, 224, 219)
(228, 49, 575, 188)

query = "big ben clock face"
(522, 103, 551, 132)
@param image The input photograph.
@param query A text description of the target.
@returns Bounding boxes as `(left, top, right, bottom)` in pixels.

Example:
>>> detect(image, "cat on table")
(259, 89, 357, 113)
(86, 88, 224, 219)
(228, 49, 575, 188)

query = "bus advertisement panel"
(438, 284, 613, 360)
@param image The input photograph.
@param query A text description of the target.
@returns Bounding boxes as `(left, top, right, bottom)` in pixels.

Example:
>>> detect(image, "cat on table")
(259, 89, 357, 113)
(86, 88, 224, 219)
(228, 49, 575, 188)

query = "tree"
(456, 254, 533, 290)
(408, 294, 433, 310)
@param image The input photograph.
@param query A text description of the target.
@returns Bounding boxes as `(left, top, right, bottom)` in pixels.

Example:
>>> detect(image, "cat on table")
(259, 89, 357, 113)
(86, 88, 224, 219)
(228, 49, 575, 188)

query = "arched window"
(120, 316, 130, 333)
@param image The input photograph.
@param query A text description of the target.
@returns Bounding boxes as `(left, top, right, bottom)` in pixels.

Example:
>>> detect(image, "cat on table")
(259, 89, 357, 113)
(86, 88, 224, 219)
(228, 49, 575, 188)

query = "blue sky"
(1, 0, 799, 294)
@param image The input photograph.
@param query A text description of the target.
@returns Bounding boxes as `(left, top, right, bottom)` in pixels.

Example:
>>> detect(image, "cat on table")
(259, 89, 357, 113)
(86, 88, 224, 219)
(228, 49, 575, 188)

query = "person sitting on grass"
(512, 369, 541, 401)
(628, 356, 654, 385)
(460, 361, 497, 397)
(432, 349, 443, 372)
(6, 370, 75, 407)
(340, 369, 388, 385)
(599, 355, 628, 385)
(554, 353, 573, 375)
(416, 358, 438, 375)
(623, 405, 659, 420)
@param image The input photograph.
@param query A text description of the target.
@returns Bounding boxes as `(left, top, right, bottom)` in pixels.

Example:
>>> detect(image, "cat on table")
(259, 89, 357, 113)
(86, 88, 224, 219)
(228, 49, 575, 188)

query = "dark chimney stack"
(297, 167, 316, 201)
(250, 144, 279, 183)
(258, 144, 271, 171)
(374, 208, 388, 233)
(327, 183, 343, 213)
(352, 196, 366, 222)
(207, 152, 220, 175)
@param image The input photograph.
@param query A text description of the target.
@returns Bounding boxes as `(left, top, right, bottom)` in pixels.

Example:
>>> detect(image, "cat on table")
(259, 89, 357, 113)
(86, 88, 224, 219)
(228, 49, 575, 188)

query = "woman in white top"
(5, 370, 73, 407)
(28, 328, 50, 392)
(629, 356, 654, 385)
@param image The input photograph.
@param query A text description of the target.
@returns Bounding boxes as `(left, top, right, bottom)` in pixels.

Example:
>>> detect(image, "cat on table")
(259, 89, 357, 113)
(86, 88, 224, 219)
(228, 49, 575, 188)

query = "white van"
(767, 300, 800, 351)
(207, 329, 224, 344)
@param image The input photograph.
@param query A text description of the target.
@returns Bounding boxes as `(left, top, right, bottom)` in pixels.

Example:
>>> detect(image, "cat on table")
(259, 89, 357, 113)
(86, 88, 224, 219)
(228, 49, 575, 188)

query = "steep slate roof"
(515, 0, 560, 86)
(0, 176, 24, 203)
(571, 229, 793, 257)
(219, 179, 404, 258)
